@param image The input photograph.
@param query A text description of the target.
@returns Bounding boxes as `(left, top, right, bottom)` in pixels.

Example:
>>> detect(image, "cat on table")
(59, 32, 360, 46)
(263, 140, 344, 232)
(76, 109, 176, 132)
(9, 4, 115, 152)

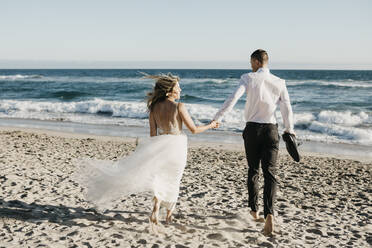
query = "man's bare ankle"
(263, 214, 274, 235)
(250, 210, 258, 219)
(265, 214, 274, 221)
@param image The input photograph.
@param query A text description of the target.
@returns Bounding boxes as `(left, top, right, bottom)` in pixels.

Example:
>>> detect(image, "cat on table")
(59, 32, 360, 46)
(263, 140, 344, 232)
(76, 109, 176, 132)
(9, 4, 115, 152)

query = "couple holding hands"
(75, 49, 295, 236)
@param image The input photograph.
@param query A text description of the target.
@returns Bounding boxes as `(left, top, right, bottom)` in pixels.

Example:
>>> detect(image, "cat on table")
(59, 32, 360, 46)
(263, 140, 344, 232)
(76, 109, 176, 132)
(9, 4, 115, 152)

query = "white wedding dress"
(73, 130, 187, 211)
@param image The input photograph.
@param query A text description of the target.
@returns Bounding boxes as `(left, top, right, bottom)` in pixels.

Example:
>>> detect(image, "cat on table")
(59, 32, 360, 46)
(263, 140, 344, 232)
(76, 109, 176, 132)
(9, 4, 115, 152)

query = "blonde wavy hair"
(141, 72, 180, 111)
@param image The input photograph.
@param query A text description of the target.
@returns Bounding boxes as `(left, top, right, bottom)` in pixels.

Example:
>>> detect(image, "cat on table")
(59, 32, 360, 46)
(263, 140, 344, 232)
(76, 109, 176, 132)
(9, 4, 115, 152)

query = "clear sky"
(1, 0, 371, 69)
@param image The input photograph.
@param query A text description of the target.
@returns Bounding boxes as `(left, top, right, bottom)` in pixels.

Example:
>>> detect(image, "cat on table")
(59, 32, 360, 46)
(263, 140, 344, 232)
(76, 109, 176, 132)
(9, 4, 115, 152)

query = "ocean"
(0, 69, 371, 151)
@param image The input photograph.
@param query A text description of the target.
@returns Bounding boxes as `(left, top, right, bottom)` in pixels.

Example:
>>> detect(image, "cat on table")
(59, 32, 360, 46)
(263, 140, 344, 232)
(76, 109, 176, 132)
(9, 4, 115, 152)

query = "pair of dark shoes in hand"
(282, 132, 301, 162)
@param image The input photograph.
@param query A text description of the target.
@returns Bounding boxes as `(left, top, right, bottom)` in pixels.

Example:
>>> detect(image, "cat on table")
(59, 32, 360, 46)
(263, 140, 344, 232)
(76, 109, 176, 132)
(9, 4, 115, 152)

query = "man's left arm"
(279, 82, 295, 134)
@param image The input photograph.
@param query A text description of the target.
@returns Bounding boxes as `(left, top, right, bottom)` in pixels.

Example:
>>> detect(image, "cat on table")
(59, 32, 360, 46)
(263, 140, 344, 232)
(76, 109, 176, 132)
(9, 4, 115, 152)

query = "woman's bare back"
(151, 100, 183, 135)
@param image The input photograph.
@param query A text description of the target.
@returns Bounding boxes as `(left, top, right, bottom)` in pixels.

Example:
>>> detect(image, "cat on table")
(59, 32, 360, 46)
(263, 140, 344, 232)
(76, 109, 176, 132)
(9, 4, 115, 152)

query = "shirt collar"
(257, 67, 270, 73)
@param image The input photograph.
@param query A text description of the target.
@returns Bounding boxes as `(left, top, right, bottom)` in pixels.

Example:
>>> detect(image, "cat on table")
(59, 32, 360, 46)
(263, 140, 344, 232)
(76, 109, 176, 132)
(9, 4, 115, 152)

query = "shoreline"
(0, 122, 371, 163)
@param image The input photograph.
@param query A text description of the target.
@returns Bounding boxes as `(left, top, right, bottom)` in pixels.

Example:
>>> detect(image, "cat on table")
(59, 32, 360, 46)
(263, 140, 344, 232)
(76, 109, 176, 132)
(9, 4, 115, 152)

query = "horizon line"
(0, 60, 371, 70)
(0, 67, 371, 71)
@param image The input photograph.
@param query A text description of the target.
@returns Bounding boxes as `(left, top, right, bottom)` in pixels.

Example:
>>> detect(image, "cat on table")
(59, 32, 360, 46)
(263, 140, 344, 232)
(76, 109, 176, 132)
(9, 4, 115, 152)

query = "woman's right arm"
(149, 111, 157, 137)
(178, 103, 218, 134)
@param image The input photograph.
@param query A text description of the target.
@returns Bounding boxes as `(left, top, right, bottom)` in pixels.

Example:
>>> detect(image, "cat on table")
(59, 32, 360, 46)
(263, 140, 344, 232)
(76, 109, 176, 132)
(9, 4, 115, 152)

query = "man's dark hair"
(251, 49, 269, 64)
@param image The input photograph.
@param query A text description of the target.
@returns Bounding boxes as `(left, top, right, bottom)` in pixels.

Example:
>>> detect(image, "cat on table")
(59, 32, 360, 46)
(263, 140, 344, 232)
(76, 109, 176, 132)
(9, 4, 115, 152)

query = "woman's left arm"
(149, 111, 157, 137)
(178, 103, 218, 134)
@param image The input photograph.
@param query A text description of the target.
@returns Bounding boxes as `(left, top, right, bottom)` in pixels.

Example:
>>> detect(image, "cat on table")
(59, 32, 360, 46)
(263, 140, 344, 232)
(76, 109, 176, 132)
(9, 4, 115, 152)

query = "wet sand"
(0, 128, 371, 247)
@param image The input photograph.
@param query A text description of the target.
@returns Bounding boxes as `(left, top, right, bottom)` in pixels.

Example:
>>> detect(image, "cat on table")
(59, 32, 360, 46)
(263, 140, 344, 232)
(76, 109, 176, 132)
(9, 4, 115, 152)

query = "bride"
(74, 73, 218, 226)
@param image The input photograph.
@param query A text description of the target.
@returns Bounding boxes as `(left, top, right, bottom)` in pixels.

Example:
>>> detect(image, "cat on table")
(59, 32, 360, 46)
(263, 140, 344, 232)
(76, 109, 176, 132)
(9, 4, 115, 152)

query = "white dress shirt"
(214, 67, 294, 133)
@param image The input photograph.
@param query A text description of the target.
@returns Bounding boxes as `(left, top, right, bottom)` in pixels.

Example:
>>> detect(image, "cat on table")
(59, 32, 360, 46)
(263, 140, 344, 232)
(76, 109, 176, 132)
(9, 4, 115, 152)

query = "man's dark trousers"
(243, 122, 279, 218)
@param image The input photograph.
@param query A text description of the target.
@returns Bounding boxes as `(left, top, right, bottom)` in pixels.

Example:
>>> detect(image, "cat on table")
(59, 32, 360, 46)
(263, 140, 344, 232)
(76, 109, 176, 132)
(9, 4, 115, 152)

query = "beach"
(2, 0, 372, 246)
(0, 127, 370, 247)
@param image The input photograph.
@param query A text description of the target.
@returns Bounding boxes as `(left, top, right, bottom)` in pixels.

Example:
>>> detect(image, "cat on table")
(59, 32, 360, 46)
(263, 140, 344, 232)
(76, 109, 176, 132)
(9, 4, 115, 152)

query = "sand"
(0, 127, 371, 247)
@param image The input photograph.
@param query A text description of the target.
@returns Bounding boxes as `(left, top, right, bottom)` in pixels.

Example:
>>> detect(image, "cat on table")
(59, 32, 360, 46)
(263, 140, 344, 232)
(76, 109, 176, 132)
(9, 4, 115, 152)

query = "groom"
(213, 49, 295, 235)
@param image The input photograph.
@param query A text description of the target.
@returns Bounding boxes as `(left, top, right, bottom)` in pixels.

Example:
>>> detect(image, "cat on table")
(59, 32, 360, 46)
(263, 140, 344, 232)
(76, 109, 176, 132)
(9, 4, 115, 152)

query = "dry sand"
(0, 127, 371, 247)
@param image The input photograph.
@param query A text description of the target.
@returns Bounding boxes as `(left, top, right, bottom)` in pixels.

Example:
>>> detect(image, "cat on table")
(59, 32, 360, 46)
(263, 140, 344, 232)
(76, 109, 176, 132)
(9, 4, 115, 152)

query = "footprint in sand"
(207, 233, 224, 240)
(306, 228, 324, 236)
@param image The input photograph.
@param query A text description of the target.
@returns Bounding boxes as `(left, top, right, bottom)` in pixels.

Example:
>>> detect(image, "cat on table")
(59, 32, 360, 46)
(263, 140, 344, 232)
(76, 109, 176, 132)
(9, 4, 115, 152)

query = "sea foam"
(1, 99, 371, 145)
(286, 79, 372, 88)
(0, 74, 43, 80)
(0, 99, 148, 119)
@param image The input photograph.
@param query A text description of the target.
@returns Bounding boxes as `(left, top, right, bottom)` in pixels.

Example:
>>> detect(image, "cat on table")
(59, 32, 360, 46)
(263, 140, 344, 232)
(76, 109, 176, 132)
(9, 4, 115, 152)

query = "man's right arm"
(213, 77, 246, 122)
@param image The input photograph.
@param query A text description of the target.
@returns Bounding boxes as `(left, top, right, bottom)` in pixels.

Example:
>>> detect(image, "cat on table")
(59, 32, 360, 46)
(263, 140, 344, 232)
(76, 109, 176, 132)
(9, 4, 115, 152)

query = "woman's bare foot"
(165, 209, 173, 224)
(150, 211, 158, 225)
(250, 211, 265, 222)
(263, 214, 274, 236)
(150, 197, 160, 225)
